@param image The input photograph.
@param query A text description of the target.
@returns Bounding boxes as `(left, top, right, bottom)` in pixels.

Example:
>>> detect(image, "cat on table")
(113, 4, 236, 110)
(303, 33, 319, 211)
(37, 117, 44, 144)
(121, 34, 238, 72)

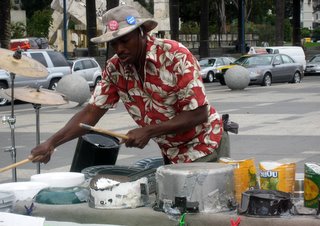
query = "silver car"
(240, 54, 303, 86)
(199, 57, 235, 83)
(68, 57, 102, 88)
(305, 54, 320, 75)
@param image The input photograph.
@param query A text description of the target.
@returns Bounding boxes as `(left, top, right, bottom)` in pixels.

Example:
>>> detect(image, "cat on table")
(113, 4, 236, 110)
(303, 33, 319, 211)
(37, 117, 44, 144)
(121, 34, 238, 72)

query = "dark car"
(305, 54, 320, 75)
(241, 54, 304, 86)
(216, 54, 303, 86)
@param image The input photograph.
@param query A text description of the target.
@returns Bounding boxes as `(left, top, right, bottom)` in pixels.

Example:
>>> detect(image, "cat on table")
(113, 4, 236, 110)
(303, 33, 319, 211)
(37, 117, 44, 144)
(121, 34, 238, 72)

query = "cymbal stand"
(1, 72, 17, 182)
(32, 101, 41, 174)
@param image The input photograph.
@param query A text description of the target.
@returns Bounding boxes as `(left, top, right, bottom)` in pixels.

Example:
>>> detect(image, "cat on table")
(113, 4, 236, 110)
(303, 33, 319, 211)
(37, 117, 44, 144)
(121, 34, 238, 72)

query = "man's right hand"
(29, 141, 55, 164)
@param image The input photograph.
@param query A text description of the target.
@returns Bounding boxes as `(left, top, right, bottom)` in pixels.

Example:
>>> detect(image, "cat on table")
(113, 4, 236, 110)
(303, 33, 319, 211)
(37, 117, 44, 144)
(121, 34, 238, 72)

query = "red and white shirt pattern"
(89, 36, 223, 163)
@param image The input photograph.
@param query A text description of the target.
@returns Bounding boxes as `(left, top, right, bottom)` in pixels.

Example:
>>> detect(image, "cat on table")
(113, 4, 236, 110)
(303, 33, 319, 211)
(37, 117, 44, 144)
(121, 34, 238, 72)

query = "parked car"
(68, 57, 102, 87)
(241, 54, 303, 86)
(199, 56, 236, 83)
(305, 54, 320, 75)
(216, 54, 303, 86)
(0, 49, 71, 106)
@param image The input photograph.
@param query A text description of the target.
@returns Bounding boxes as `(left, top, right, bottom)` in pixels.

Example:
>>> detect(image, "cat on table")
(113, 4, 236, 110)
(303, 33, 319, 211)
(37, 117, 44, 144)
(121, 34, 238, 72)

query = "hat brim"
(91, 19, 157, 43)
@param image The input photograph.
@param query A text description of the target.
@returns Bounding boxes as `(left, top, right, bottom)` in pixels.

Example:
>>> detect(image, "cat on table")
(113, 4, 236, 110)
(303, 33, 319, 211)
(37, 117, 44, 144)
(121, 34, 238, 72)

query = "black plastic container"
(70, 132, 120, 172)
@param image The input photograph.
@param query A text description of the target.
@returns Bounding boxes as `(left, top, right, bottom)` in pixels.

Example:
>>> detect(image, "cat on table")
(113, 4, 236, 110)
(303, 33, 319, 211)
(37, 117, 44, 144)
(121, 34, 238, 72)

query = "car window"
(310, 56, 320, 62)
(74, 61, 84, 70)
(28, 52, 48, 67)
(47, 51, 69, 67)
(273, 55, 283, 64)
(199, 59, 209, 67)
(83, 59, 94, 69)
(215, 58, 223, 66)
(234, 56, 250, 65)
(281, 55, 294, 64)
(91, 59, 99, 68)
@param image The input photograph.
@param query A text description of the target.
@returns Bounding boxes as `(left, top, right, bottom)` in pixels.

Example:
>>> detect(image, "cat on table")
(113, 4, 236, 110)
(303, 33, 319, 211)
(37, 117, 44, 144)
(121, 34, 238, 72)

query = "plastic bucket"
(70, 132, 120, 172)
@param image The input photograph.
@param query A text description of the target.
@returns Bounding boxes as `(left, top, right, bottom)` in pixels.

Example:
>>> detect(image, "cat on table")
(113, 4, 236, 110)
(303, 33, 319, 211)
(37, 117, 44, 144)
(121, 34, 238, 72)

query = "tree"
(0, 0, 11, 49)
(20, 0, 52, 18)
(199, 0, 209, 58)
(275, 0, 284, 45)
(292, 0, 301, 46)
(11, 22, 26, 39)
(27, 9, 52, 37)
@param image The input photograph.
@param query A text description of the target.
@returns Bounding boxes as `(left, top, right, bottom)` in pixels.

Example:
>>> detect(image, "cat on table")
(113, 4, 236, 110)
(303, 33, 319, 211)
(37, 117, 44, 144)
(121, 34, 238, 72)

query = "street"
(0, 75, 319, 183)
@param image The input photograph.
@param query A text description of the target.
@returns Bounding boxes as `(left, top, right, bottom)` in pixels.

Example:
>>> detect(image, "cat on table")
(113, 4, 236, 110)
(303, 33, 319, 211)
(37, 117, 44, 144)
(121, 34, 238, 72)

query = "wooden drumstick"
(0, 158, 32, 173)
(79, 123, 129, 140)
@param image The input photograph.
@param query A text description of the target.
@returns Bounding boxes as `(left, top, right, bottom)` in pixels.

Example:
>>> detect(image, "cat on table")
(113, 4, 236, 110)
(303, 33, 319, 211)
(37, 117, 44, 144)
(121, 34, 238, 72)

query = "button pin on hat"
(108, 20, 119, 31)
(126, 16, 136, 25)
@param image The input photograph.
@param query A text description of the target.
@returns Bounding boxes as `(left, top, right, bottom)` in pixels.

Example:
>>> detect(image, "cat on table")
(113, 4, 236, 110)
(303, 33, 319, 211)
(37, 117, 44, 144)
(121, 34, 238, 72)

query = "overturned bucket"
(70, 132, 120, 172)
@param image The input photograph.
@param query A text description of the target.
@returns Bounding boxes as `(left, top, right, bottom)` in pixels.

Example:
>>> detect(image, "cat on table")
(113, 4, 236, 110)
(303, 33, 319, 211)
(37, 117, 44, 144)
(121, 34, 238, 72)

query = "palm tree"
(0, 0, 11, 49)
(275, 0, 284, 45)
(199, 0, 209, 58)
(292, 0, 301, 46)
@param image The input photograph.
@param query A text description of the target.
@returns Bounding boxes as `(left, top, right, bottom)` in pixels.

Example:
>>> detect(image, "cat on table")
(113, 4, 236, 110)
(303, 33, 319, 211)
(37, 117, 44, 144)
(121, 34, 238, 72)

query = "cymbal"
(4, 87, 68, 105)
(0, 48, 48, 77)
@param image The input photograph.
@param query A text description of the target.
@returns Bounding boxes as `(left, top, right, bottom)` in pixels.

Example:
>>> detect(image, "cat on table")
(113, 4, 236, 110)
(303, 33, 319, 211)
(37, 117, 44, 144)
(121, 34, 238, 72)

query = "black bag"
(222, 114, 239, 134)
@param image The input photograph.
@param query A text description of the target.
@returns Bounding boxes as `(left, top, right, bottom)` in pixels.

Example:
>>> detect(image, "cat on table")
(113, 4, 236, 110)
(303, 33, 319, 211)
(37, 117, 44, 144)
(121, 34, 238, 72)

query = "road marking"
(302, 151, 320, 154)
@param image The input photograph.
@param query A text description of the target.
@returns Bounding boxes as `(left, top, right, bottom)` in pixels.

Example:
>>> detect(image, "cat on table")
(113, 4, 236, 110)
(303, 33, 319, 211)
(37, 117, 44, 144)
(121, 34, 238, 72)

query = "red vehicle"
(9, 37, 48, 51)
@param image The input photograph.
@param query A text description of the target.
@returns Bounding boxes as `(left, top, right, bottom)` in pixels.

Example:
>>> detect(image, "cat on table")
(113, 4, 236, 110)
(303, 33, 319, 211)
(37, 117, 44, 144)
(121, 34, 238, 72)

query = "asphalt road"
(0, 75, 319, 183)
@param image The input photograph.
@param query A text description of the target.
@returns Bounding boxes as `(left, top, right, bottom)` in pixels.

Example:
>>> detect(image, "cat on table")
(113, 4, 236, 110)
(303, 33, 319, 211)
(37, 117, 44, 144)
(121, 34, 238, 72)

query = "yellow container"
(219, 158, 259, 204)
(259, 161, 296, 193)
(304, 37, 311, 43)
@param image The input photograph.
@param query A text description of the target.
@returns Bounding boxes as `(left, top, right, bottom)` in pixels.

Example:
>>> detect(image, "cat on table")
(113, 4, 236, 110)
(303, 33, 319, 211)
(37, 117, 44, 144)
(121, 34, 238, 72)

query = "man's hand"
(123, 127, 151, 149)
(29, 141, 55, 164)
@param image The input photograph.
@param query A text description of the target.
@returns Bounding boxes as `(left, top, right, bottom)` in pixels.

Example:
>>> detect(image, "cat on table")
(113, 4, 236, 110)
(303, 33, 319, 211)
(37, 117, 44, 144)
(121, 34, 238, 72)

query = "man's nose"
(112, 42, 125, 54)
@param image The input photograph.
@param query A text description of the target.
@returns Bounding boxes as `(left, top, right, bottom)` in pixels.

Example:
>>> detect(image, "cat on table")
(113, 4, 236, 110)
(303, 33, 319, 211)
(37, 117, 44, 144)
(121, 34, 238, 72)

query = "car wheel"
(205, 72, 215, 83)
(48, 78, 60, 90)
(0, 82, 9, 106)
(261, 73, 272, 86)
(219, 77, 226, 85)
(291, 71, 301, 83)
(94, 76, 101, 87)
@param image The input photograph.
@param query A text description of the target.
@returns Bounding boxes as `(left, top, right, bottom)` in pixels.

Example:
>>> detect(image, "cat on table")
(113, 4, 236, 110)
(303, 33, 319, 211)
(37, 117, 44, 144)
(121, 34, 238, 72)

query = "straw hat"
(91, 5, 158, 43)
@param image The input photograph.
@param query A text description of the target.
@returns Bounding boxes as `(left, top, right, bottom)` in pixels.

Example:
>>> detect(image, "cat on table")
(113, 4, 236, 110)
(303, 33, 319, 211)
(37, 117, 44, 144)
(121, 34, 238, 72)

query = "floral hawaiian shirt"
(89, 35, 223, 163)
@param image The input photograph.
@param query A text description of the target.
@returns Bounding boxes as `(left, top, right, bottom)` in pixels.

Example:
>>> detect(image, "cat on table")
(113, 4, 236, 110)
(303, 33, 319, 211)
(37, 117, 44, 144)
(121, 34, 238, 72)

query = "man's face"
(109, 29, 140, 65)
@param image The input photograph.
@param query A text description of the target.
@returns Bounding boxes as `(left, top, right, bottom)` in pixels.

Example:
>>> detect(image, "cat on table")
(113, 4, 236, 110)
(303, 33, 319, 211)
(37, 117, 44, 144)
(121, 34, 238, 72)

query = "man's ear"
(139, 27, 145, 37)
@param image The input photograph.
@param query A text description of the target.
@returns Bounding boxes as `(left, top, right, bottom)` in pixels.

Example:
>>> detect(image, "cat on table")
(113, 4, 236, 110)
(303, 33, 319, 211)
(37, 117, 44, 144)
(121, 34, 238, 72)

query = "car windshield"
(234, 55, 272, 66)
(309, 56, 320, 63)
(199, 59, 216, 67)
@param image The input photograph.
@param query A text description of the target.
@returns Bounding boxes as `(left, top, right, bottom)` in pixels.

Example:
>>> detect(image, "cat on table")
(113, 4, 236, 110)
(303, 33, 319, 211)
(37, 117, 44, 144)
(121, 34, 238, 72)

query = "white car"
(68, 57, 102, 87)
(199, 57, 236, 83)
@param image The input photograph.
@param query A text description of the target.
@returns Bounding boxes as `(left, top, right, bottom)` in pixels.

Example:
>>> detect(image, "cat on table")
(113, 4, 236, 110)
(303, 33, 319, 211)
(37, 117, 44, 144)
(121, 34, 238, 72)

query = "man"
(30, 5, 229, 165)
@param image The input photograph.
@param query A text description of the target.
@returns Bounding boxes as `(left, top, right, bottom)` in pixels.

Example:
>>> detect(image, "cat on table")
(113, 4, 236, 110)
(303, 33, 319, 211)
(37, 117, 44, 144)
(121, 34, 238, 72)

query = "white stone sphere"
(225, 65, 250, 90)
(56, 74, 91, 106)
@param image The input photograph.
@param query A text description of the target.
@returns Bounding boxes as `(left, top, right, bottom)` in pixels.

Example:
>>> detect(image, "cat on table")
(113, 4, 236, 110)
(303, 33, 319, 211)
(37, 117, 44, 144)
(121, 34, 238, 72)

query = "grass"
(303, 42, 320, 49)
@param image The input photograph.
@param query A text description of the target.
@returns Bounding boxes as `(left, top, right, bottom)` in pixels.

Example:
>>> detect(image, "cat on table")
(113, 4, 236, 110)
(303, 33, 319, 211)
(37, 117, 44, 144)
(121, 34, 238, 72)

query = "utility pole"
(86, 0, 99, 56)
